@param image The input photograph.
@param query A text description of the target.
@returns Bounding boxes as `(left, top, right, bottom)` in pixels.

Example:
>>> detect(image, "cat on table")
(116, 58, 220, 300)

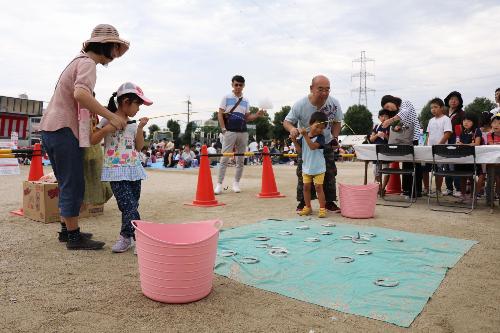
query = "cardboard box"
(22, 181, 104, 223)
(23, 181, 60, 223)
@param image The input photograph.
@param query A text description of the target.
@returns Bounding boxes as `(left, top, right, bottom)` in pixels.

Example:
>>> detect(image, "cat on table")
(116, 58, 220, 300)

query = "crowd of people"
(367, 89, 500, 205)
(37, 23, 499, 253)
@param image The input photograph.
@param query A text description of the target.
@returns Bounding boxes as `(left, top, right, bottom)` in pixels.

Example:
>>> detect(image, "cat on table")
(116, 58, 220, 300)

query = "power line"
(351, 51, 375, 107)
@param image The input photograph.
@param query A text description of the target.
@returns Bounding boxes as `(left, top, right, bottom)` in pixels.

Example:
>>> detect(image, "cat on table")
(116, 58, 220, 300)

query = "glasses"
(233, 83, 244, 87)
(316, 87, 330, 93)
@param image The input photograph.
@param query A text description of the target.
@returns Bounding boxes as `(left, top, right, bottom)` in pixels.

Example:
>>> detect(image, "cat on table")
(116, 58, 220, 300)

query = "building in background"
(0, 95, 44, 146)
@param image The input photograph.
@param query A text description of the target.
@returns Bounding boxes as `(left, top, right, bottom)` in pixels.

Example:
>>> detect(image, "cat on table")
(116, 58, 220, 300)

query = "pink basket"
(339, 183, 378, 219)
(133, 219, 223, 303)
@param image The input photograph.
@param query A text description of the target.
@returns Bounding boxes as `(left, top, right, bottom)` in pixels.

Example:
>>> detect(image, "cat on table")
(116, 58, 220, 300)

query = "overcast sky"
(1, 0, 499, 129)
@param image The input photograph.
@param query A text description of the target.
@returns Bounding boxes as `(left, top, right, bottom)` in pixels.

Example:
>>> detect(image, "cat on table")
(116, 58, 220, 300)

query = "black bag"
(388, 121, 414, 144)
(223, 97, 247, 132)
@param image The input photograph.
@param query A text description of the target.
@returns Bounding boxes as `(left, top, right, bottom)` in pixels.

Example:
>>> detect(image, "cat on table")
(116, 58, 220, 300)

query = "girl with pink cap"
(91, 82, 153, 253)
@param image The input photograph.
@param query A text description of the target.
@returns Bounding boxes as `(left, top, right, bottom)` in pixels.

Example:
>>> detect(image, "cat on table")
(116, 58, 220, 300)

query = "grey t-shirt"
(285, 95, 343, 144)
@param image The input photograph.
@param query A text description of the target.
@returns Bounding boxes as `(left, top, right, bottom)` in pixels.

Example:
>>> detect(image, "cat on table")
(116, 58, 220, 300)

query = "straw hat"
(82, 24, 130, 57)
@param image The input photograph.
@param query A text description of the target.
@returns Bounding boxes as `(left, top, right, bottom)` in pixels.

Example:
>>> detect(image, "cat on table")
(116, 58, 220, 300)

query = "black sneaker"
(325, 202, 341, 213)
(58, 231, 93, 242)
(66, 236, 105, 250)
(296, 201, 305, 212)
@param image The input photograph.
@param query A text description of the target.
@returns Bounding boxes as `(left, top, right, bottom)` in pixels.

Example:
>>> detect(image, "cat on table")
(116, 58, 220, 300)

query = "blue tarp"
(214, 218, 477, 327)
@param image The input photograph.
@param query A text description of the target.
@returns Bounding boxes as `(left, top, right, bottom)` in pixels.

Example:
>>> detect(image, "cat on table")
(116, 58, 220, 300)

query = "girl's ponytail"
(107, 92, 118, 113)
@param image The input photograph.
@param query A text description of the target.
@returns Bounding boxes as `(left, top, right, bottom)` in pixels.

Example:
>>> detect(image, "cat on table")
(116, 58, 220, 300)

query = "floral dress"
(97, 118, 147, 181)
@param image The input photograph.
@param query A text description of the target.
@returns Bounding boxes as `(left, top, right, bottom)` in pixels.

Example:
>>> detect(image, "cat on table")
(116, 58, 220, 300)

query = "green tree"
(247, 106, 273, 141)
(418, 99, 434, 132)
(182, 121, 197, 145)
(167, 119, 181, 140)
(341, 104, 373, 135)
(210, 111, 218, 121)
(147, 124, 160, 140)
(464, 97, 496, 117)
(272, 106, 291, 142)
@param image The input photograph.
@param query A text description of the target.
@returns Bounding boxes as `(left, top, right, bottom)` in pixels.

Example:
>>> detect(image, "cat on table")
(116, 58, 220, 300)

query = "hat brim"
(139, 96, 153, 106)
(444, 92, 463, 107)
(83, 37, 130, 57)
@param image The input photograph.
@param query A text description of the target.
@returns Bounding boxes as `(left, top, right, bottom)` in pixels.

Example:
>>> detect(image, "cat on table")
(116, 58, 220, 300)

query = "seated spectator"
(180, 145, 197, 168)
(163, 149, 177, 168)
(207, 143, 218, 166)
(150, 149, 157, 163)
(140, 147, 150, 167)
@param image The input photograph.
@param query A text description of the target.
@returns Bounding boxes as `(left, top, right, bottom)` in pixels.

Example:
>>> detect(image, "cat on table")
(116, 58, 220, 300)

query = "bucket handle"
(213, 220, 223, 230)
(132, 220, 223, 232)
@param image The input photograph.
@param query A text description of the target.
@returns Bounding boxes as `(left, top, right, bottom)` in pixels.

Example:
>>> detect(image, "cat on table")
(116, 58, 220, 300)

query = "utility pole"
(351, 51, 375, 107)
(185, 96, 192, 124)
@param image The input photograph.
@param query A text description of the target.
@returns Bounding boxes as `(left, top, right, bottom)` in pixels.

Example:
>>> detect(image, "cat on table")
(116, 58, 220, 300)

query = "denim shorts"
(41, 128, 84, 217)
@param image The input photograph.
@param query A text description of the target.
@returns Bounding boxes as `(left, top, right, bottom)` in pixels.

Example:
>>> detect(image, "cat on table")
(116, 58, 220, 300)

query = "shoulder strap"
(228, 97, 243, 114)
(54, 53, 89, 92)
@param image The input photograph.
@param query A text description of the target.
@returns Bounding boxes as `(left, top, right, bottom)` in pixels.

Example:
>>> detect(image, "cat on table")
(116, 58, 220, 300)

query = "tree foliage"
(418, 99, 433, 132)
(167, 119, 181, 140)
(210, 111, 218, 121)
(464, 97, 496, 117)
(272, 106, 291, 142)
(182, 121, 197, 145)
(248, 106, 273, 141)
(341, 104, 373, 135)
(147, 124, 160, 140)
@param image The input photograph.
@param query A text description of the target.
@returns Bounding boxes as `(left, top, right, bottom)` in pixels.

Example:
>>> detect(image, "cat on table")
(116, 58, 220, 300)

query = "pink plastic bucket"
(133, 219, 223, 303)
(339, 183, 378, 219)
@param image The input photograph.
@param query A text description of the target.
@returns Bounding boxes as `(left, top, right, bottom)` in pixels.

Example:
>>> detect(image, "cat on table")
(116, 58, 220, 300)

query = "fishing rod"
(126, 111, 205, 124)
(304, 119, 355, 134)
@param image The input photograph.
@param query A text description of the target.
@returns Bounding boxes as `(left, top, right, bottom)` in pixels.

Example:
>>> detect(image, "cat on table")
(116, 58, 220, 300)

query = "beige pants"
(217, 131, 249, 184)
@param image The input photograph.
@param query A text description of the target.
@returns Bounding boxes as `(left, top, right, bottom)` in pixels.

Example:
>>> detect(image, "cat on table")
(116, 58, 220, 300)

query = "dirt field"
(1, 162, 499, 333)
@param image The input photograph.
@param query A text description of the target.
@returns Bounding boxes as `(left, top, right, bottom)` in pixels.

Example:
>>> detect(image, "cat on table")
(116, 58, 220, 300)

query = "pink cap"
(116, 82, 153, 106)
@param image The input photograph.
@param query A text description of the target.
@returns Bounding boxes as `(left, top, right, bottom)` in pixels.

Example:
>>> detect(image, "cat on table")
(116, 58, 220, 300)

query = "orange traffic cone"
(185, 145, 225, 207)
(11, 143, 44, 217)
(28, 143, 44, 181)
(257, 146, 285, 198)
(384, 162, 401, 194)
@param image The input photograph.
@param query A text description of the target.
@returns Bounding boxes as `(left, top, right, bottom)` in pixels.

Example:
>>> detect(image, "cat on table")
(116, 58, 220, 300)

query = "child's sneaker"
(318, 208, 327, 218)
(298, 206, 312, 216)
(112, 235, 133, 253)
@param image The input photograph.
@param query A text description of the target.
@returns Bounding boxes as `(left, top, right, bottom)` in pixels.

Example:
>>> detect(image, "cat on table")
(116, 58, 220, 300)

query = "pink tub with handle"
(339, 183, 379, 219)
(133, 219, 223, 303)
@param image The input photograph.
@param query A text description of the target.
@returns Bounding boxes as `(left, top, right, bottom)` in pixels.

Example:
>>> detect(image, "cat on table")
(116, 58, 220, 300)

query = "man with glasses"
(284, 75, 343, 212)
(215, 75, 265, 194)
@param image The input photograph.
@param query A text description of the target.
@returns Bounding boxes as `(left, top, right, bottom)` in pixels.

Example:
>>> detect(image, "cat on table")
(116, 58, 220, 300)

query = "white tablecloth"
(354, 144, 500, 164)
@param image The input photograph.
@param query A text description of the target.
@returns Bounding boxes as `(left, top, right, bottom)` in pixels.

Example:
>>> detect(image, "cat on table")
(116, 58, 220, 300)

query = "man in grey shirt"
(284, 75, 343, 212)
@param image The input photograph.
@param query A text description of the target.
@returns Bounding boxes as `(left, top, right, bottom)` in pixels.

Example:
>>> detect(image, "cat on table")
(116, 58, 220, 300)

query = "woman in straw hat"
(40, 24, 129, 250)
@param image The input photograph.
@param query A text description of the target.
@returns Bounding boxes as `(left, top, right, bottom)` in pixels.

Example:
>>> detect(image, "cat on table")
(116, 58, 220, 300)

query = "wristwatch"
(221, 128, 227, 133)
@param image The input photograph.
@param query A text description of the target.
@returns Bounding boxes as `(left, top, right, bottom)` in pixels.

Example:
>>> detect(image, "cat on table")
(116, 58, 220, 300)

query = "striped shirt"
(397, 100, 421, 141)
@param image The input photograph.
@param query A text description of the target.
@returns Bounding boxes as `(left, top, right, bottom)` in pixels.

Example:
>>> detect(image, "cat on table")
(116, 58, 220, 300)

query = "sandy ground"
(1, 161, 499, 333)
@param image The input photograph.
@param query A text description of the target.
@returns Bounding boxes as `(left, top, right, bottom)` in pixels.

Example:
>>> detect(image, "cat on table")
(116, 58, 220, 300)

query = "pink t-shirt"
(40, 53, 97, 140)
